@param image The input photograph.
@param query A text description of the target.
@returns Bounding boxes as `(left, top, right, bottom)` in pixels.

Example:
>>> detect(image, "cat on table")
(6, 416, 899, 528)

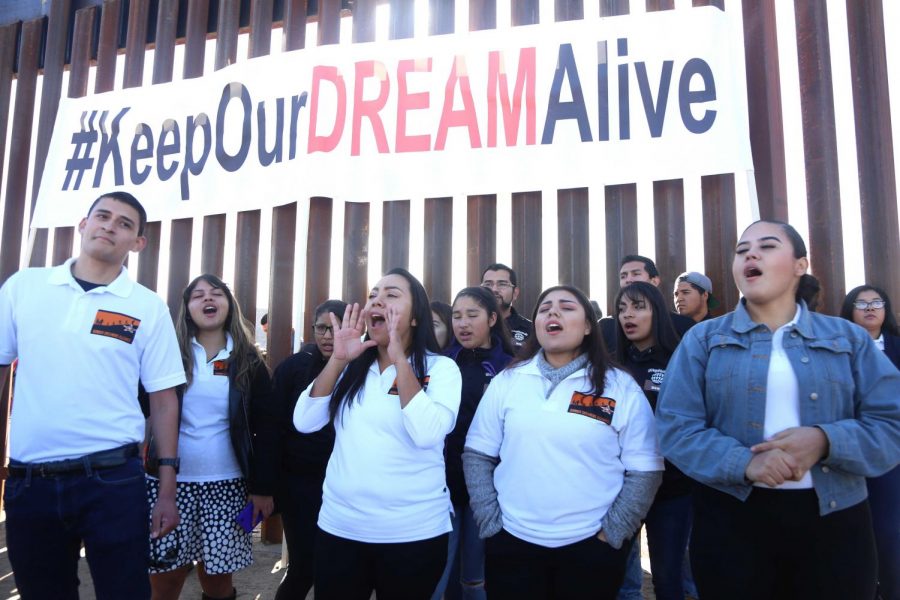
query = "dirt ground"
(0, 518, 655, 599)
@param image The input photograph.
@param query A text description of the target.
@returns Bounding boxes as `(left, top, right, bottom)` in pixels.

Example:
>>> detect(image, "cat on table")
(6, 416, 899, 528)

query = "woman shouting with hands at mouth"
(655, 220, 900, 600)
(293, 268, 462, 600)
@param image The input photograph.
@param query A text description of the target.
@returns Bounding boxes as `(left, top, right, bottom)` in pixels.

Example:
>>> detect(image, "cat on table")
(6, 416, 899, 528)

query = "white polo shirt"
(466, 357, 663, 548)
(0, 258, 186, 463)
(294, 353, 462, 543)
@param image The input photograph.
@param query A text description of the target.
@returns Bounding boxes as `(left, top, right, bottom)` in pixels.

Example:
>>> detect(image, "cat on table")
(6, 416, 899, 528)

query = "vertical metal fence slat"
(304, 197, 333, 343)
(343, 203, 370, 304)
(382, 201, 411, 272)
(234, 210, 261, 327)
(152, 0, 179, 84)
(512, 191, 542, 318)
(647, 0, 675, 10)
(512, 0, 539, 25)
(603, 183, 637, 314)
(353, 0, 377, 42)
(123, 0, 150, 89)
(557, 189, 590, 292)
(183, 0, 209, 79)
(0, 20, 41, 285)
(166, 218, 193, 319)
(268, 201, 297, 369)
(652, 179, 686, 308)
(555, 0, 583, 22)
(469, 0, 497, 31)
(215, 0, 241, 70)
(599, 0, 629, 17)
(201, 214, 227, 277)
(845, 0, 900, 311)
(740, 0, 787, 220)
(390, 0, 415, 39)
(138, 221, 162, 290)
(430, 0, 455, 35)
(466, 196, 497, 286)
(94, 0, 122, 94)
(795, 1, 844, 315)
(249, 0, 274, 58)
(52, 7, 97, 267)
(283, 0, 308, 52)
(701, 174, 738, 315)
(0, 24, 19, 272)
(29, 0, 72, 268)
(424, 197, 453, 303)
(318, 0, 342, 46)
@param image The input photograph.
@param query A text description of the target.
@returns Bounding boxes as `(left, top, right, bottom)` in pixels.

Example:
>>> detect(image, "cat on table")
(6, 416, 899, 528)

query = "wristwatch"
(157, 457, 180, 474)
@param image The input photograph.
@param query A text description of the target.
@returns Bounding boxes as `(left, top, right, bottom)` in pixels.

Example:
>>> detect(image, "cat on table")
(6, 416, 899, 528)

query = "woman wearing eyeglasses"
(840, 285, 899, 600)
(272, 300, 347, 600)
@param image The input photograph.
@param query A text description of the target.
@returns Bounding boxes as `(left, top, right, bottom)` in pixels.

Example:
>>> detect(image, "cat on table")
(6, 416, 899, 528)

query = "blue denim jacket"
(656, 300, 900, 515)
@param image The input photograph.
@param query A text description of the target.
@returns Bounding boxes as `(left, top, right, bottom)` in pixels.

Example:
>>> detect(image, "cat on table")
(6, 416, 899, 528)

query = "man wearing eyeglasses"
(480, 263, 533, 348)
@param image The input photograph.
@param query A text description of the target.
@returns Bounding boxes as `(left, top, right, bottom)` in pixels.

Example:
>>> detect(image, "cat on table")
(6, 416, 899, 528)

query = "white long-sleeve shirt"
(294, 353, 462, 543)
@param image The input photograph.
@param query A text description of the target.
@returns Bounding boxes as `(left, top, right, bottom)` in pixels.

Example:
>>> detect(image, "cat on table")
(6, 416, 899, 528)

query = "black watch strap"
(157, 457, 180, 474)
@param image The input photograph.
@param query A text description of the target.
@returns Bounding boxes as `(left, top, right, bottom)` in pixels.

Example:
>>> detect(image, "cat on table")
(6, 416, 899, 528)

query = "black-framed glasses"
(481, 280, 513, 290)
(313, 324, 334, 336)
(853, 300, 885, 310)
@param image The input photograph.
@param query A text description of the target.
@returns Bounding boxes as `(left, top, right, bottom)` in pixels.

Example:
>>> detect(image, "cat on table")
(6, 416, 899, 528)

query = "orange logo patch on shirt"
(387, 375, 430, 395)
(90, 310, 140, 344)
(567, 392, 616, 425)
(213, 360, 229, 376)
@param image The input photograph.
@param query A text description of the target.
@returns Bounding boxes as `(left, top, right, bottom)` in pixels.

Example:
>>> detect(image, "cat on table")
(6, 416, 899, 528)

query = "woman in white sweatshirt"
(293, 267, 462, 600)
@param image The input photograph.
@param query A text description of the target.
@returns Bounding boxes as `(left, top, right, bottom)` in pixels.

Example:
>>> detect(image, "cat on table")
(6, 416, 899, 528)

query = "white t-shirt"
(177, 336, 242, 482)
(294, 353, 462, 543)
(465, 357, 663, 548)
(0, 259, 186, 463)
(758, 304, 813, 489)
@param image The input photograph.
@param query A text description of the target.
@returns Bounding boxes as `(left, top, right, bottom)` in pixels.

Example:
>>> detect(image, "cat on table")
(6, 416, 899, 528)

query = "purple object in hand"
(236, 501, 264, 533)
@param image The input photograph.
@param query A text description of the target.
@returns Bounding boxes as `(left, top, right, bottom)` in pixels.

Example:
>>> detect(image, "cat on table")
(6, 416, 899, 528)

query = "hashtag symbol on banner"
(62, 110, 99, 191)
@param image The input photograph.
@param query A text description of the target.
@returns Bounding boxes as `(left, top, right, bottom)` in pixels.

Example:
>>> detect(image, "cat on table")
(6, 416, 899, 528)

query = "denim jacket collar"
(731, 299, 813, 338)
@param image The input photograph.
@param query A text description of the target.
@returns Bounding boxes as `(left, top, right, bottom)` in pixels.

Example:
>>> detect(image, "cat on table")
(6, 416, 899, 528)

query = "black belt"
(8, 443, 140, 478)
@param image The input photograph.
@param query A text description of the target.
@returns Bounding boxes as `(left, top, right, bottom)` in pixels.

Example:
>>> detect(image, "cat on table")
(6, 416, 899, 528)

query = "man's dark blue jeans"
(4, 456, 151, 600)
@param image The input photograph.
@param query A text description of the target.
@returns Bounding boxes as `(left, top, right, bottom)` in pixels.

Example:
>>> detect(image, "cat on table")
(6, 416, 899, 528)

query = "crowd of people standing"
(0, 191, 897, 600)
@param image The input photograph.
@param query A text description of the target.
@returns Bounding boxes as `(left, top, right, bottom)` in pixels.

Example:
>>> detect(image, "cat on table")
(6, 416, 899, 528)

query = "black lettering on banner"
(181, 113, 212, 200)
(157, 119, 181, 181)
(257, 97, 284, 166)
(130, 123, 154, 184)
(216, 82, 252, 172)
(92, 107, 130, 187)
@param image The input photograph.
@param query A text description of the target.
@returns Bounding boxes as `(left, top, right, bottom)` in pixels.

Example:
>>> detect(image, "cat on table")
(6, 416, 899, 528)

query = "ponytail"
(797, 274, 821, 310)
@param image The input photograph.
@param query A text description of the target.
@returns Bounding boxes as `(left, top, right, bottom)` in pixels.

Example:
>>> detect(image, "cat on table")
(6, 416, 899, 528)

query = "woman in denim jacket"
(656, 220, 900, 600)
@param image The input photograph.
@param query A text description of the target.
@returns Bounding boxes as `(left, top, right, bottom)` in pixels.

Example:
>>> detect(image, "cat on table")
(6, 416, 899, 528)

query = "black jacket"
(272, 344, 335, 480)
(142, 353, 279, 497)
(443, 338, 513, 507)
(506, 307, 533, 349)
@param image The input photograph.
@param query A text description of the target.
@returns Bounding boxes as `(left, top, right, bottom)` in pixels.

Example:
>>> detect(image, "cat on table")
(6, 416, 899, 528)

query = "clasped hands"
(744, 426, 830, 487)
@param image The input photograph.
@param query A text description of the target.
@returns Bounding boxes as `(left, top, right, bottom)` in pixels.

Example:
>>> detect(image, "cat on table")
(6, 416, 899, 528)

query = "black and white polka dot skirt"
(146, 477, 253, 574)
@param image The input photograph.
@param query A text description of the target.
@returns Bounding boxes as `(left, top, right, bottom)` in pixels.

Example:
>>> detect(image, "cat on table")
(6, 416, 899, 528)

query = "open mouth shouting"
(544, 321, 563, 334)
(743, 264, 763, 282)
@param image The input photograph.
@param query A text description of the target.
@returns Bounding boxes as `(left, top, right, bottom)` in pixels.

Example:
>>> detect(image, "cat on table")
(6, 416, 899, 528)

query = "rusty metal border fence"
(0, 0, 898, 475)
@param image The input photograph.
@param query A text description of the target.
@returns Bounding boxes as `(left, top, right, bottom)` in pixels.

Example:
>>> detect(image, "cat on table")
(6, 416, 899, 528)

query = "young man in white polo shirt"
(0, 191, 185, 600)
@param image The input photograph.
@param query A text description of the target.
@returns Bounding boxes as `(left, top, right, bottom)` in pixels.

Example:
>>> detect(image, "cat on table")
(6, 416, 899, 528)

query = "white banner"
(34, 6, 753, 228)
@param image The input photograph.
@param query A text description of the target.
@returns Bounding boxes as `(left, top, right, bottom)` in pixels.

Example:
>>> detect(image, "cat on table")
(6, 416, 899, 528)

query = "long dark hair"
(451, 286, 515, 355)
(742, 220, 819, 306)
(430, 300, 454, 350)
(510, 285, 610, 395)
(840, 285, 898, 336)
(613, 282, 681, 363)
(328, 268, 439, 421)
(176, 274, 265, 391)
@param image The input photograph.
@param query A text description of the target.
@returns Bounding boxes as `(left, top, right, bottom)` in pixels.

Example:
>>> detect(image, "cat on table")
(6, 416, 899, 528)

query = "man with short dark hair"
(673, 271, 718, 322)
(601, 255, 695, 351)
(480, 263, 533, 348)
(0, 191, 185, 599)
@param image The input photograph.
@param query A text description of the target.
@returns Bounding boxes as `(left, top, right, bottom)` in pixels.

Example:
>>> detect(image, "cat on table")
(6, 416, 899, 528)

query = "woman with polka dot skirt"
(147, 274, 277, 600)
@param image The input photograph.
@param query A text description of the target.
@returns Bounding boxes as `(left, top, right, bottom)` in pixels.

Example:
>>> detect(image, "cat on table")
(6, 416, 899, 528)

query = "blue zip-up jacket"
(656, 299, 900, 516)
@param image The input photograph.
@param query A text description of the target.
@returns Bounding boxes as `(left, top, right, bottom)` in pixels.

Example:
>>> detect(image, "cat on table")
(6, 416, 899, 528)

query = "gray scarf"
(536, 351, 589, 397)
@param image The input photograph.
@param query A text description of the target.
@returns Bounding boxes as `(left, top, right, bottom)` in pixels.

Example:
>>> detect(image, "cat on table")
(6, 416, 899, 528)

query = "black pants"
(274, 473, 324, 600)
(690, 485, 877, 600)
(314, 528, 448, 600)
(484, 528, 632, 600)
